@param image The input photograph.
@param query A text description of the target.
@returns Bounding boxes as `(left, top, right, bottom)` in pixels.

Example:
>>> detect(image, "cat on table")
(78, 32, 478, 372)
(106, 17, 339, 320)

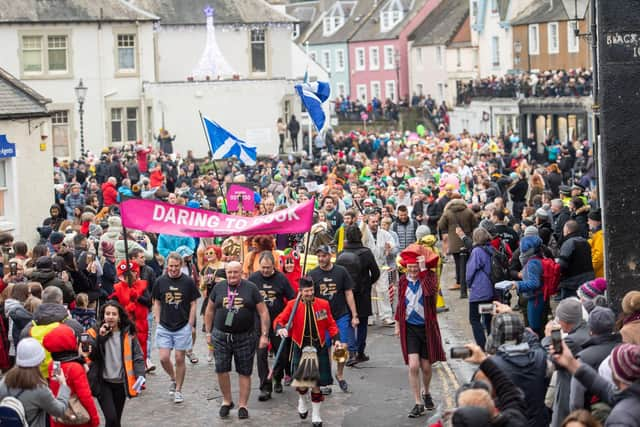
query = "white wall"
(409, 43, 449, 102)
(446, 45, 477, 106)
(0, 22, 155, 157)
(0, 118, 54, 244)
(449, 98, 519, 135)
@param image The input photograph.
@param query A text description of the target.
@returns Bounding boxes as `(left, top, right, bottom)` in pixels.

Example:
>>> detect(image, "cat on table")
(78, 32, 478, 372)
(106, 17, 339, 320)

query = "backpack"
(481, 242, 510, 284)
(538, 257, 561, 301)
(0, 391, 28, 427)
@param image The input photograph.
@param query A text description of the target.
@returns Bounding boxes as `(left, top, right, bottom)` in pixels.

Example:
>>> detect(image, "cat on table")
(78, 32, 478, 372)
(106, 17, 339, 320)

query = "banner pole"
(198, 110, 227, 204)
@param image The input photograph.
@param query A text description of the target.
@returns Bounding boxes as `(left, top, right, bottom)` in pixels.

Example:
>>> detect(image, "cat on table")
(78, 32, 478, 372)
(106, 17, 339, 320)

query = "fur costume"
(280, 248, 302, 292)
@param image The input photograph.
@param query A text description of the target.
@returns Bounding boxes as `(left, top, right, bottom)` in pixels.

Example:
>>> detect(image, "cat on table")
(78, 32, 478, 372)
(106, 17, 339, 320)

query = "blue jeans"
(469, 301, 493, 350)
(350, 317, 368, 354)
(147, 312, 154, 358)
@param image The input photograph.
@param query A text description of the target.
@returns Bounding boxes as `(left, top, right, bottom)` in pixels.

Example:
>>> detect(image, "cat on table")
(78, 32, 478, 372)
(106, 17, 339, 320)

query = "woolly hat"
(49, 231, 65, 245)
(588, 306, 616, 336)
(107, 216, 122, 230)
(524, 225, 539, 237)
(89, 223, 103, 239)
(16, 338, 46, 368)
(611, 344, 640, 384)
(520, 235, 542, 253)
(415, 225, 431, 241)
(101, 241, 115, 263)
(35, 256, 53, 270)
(186, 200, 200, 209)
(479, 219, 496, 237)
(42, 324, 78, 354)
(452, 406, 492, 427)
(622, 291, 640, 315)
(37, 226, 52, 241)
(579, 278, 607, 300)
(556, 297, 583, 325)
(535, 208, 550, 219)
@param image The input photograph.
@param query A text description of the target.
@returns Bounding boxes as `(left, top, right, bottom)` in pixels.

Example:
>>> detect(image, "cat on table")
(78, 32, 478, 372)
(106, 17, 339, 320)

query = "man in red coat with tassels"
(395, 249, 446, 419)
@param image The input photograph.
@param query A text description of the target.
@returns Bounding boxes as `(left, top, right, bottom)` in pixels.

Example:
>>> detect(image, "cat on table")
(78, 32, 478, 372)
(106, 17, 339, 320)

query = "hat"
(35, 256, 53, 270)
(588, 306, 616, 335)
(89, 223, 102, 238)
(315, 245, 333, 255)
(49, 231, 64, 245)
(572, 183, 585, 192)
(16, 338, 46, 368)
(415, 225, 431, 241)
(43, 324, 77, 353)
(107, 216, 122, 230)
(101, 241, 115, 262)
(559, 185, 571, 194)
(398, 184, 407, 191)
(398, 251, 419, 267)
(117, 260, 139, 274)
(622, 291, 640, 315)
(524, 225, 539, 237)
(535, 208, 550, 219)
(420, 188, 431, 196)
(176, 245, 194, 258)
(186, 200, 200, 209)
(37, 226, 53, 240)
(588, 208, 602, 222)
(556, 297, 583, 325)
(486, 312, 524, 353)
(479, 219, 496, 237)
(579, 278, 607, 299)
(611, 344, 640, 383)
(452, 406, 492, 427)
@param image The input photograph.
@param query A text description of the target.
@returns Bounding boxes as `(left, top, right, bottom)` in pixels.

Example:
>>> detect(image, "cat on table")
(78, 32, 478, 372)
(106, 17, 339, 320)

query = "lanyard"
(226, 284, 239, 310)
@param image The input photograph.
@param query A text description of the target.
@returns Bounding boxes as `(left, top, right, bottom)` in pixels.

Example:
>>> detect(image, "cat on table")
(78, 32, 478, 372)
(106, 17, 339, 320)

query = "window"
(0, 161, 6, 217)
(369, 47, 380, 70)
(491, 36, 500, 67)
(371, 81, 381, 100)
(323, 15, 344, 36)
(126, 108, 137, 141)
(437, 82, 445, 101)
(528, 24, 539, 55)
(456, 48, 462, 67)
(117, 34, 136, 71)
(355, 48, 365, 71)
(436, 46, 443, 66)
(385, 80, 396, 102)
(111, 109, 122, 143)
(416, 47, 422, 65)
(310, 51, 317, 62)
(548, 22, 559, 54)
(21, 34, 70, 76)
(51, 110, 70, 157)
(567, 21, 579, 53)
(250, 29, 266, 73)
(336, 83, 346, 97)
(472, 1, 478, 21)
(417, 83, 423, 96)
(384, 45, 395, 70)
(491, 0, 498, 14)
(322, 50, 331, 71)
(292, 24, 300, 40)
(380, 0, 404, 32)
(356, 84, 367, 102)
(335, 49, 345, 71)
(111, 107, 139, 143)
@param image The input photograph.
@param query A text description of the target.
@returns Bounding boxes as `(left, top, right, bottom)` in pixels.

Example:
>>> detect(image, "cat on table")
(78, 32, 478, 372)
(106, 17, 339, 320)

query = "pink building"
(348, 0, 441, 103)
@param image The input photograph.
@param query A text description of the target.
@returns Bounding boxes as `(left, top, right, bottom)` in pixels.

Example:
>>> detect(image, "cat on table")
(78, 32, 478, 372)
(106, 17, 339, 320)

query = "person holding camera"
(465, 228, 495, 350)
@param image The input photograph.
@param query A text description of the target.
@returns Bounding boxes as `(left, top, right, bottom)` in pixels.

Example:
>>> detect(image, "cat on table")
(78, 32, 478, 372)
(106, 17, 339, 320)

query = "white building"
(0, 67, 53, 244)
(0, 0, 158, 158)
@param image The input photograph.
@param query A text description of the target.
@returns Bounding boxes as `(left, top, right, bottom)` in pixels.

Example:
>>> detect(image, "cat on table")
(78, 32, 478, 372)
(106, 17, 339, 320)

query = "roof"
(305, 0, 378, 45)
(497, 0, 510, 21)
(130, 0, 295, 25)
(286, 1, 321, 42)
(0, 67, 49, 119)
(410, 0, 468, 47)
(449, 15, 472, 47)
(350, 0, 426, 42)
(0, 0, 158, 23)
(511, 0, 589, 25)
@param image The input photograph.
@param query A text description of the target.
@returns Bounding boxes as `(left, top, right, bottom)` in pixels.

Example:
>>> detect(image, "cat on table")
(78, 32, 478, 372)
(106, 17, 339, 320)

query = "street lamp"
(514, 40, 522, 70)
(394, 50, 400, 103)
(74, 79, 88, 159)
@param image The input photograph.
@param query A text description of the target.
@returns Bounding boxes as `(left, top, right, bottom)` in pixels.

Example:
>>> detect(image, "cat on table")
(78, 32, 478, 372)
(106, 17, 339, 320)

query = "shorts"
(212, 329, 257, 376)
(405, 322, 428, 360)
(155, 323, 193, 351)
(325, 313, 350, 348)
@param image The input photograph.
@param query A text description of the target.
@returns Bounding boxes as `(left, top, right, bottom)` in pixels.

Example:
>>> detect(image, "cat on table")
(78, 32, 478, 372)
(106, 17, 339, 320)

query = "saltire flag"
(201, 115, 257, 165)
(295, 80, 331, 131)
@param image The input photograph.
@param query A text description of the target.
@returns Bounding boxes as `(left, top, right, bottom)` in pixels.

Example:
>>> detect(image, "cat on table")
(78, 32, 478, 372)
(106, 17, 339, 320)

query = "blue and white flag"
(295, 80, 331, 131)
(201, 115, 257, 165)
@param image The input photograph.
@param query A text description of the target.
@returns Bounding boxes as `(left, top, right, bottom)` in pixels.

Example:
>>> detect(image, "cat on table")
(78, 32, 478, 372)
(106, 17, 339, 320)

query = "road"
(121, 259, 476, 426)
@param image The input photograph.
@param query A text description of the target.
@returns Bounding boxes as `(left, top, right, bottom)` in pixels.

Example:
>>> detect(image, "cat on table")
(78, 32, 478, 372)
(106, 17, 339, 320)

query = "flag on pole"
(200, 115, 257, 165)
(295, 80, 331, 131)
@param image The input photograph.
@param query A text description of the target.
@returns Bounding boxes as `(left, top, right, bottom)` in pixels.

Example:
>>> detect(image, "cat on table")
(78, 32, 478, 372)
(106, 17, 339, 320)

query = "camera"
(450, 347, 472, 359)
(80, 333, 91, 352)
(478, 303, 495, 315)
(551, 325, 563, 354)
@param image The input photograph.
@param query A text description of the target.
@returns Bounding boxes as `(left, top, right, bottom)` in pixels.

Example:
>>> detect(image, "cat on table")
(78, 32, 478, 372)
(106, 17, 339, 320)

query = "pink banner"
(120, 198, 314, 237)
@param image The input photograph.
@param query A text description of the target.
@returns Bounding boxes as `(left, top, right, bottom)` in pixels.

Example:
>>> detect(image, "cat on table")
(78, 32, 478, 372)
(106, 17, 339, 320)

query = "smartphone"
(478, 303, 495, 315)
(450, 347, 472, 359)
(551, 326, 563, 354)
(80, 333, 91, 352)
(53, 361, 61, 377)
(9, 262, 17, 276)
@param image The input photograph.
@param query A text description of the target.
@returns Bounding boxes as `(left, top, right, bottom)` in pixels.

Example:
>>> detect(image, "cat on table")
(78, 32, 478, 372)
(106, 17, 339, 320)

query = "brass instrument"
(332, 343, 349, 363)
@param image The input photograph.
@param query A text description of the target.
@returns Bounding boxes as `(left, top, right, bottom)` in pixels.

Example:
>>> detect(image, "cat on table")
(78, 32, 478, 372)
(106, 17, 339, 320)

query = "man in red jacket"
(101, 177, 118, 207)
(275, 277, 341, 427)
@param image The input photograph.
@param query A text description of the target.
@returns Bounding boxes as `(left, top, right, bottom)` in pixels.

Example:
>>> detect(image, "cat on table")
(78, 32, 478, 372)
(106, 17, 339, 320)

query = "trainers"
(258, 390, 271, 401)
(382, 319, 395, 327)
(145, 359, 156, 373)
(219, 402, 234, 418)
(422, 393, 435, 411)
(345, 354, 358, 367)
(335, 375, 349, 392)
(320, 386, 332, 396)
(238, 407, 249, 419)
(168, 381, 176, 395)
(174, 391, 184, 404)
(408, 404, 425, 418)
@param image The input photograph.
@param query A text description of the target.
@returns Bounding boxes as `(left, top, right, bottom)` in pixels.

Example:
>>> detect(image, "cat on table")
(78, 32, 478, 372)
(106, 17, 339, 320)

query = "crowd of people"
(457, 68, 594, 103)
(0, 123, 636, 427)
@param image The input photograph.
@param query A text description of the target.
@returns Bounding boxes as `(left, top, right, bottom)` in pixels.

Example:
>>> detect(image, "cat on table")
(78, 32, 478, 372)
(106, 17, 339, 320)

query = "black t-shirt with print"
(209, 279, 264, 334)
(248, 271, 295, 321)
(309, 264, 354, 319)
(152, 273, 200, 332)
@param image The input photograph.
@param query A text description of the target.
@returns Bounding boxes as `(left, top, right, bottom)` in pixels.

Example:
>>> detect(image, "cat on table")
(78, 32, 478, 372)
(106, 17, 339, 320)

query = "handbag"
(53, 394, 91, 425)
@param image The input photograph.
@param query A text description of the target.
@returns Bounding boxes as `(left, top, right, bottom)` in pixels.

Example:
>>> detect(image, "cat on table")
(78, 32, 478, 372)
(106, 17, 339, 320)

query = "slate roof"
(305, 0, 378, 45)
(350, 0, 426, 42)
(286, 1, 321, 42)
(0, 0, 158, 23)
(410, 0, 469, 47)
(0, 68, 49, 119)
(511, 0, 589, 25)
(130, 0, 295, 25)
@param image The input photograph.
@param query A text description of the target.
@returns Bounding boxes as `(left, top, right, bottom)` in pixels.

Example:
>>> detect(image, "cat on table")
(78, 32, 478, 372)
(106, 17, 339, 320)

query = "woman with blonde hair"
(528, 172, 546, 206)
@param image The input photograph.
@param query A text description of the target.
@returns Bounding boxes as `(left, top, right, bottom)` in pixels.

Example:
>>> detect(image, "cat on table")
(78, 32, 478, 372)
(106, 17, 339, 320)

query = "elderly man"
(205, 261, 271, 420)
(363, 215, 396, 326)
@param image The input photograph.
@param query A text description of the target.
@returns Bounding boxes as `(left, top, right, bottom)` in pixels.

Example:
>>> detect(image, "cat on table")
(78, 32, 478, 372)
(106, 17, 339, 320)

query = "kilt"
(291, 343, 333, 387)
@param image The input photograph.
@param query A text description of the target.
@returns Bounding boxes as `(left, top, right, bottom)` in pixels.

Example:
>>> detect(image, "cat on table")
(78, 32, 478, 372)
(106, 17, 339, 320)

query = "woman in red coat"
(43, 324, 100, 427)
(110, 260, 150, 362)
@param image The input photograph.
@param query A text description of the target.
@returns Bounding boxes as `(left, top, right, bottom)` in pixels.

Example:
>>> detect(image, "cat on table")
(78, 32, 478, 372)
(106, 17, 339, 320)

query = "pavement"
(121, 258, 476, 426)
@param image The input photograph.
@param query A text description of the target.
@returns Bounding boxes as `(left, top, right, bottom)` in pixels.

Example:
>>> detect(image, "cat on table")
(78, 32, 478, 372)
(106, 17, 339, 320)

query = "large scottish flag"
(201, 115, 257, 165)
(295, 80, 331, 131)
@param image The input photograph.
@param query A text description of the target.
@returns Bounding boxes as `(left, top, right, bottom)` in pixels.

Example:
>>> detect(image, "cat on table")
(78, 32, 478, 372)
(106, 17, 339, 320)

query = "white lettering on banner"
(165, 208, 176, 223)
(236, 219, 247, 229)
(153, 205, 166, 221)
(207, 215, 220, 228)
(177, 210, 189, 225)
(288, 210, 300, 221)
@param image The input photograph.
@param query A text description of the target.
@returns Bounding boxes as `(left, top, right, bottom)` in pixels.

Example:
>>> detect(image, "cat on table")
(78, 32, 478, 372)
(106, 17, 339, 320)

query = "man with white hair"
(363, 215, 396, 326)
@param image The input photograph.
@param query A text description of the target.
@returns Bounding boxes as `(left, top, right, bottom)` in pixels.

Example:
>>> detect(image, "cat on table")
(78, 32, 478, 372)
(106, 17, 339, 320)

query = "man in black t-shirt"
(152, 252, 200, 404)
(248, 251, 295, 401)
(308, 245, 358, 394)
(204, 261, 270, 420)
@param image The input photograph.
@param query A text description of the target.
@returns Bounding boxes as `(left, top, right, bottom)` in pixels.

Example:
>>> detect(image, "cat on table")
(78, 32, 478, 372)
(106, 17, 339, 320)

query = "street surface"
(121, 259, 476, 426)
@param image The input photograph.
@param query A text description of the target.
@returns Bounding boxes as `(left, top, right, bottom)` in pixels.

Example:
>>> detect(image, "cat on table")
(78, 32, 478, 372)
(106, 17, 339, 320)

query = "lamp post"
(514, 40, 522, 71)
(74, 79, 88, 159)
(394, 50, 400, 103)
